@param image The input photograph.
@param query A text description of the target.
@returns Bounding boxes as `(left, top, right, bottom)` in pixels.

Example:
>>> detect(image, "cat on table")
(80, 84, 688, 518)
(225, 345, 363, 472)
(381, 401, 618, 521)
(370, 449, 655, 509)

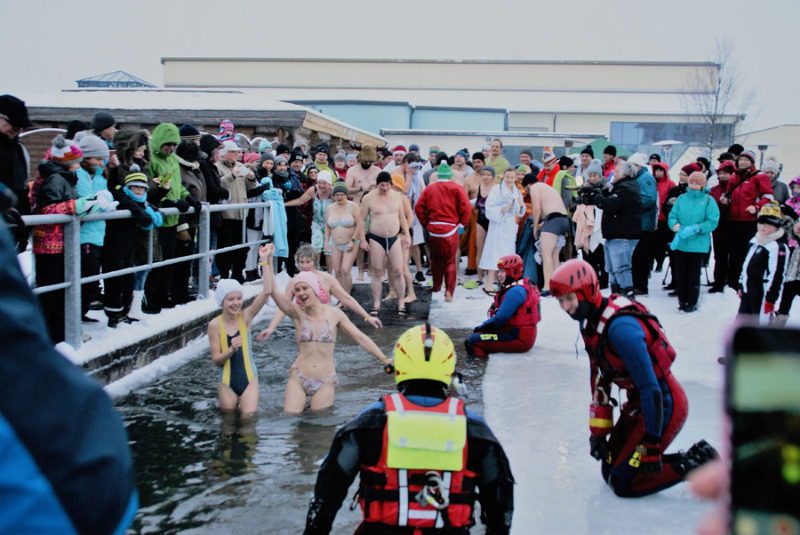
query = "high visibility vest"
(358, 393, 476, 530)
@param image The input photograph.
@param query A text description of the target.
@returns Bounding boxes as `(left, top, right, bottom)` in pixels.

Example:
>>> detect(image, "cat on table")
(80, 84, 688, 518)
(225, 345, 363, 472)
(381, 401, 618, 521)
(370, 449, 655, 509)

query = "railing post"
(197, 204, 210, 300)
(64, 215, 82, 348)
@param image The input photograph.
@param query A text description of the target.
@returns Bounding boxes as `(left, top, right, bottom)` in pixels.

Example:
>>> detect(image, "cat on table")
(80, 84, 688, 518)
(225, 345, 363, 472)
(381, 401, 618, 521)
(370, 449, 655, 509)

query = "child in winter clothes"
(773, 177, 800, 325)
(737, 201, 789, 322)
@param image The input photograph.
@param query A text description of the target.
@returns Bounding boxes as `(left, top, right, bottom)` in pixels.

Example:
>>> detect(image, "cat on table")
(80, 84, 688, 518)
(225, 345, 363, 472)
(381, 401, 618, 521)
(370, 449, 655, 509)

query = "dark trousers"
(216, 219, 246, 282)
(727, 221, 757, 290)
(80, 243, 102, 315)
(673, 250, 704, 307)
(36, 253, 65, 344)
(172, 227, 196, 303)
(144, 226, 177, 308)
(102, 244, 135, 320)
(711, 221, 731, 289)
(778, 279, 800, 315)
(632, 231, 655, 292)
(654, 220, 673, 270)
(584, 245, 608, 290)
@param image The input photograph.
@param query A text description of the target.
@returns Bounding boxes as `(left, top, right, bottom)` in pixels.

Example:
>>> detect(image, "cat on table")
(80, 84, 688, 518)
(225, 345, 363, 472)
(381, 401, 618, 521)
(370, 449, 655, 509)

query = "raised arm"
(334, 309, 390, 366)
(259, 244, 300, 320)
(323, 271, 382, 329)
(284, 185, 315, 207)
(242, 247, 273, 327)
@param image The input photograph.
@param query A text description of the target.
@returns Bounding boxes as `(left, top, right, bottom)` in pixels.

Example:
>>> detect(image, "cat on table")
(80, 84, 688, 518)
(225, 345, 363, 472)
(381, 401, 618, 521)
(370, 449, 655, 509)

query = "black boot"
(611, 283, 621, 294)
(674, 440, 719, 476)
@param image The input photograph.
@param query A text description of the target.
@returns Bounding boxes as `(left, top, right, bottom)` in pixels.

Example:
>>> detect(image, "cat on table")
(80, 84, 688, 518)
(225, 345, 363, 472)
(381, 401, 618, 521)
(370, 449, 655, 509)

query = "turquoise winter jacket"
(667, 188, 720, 253)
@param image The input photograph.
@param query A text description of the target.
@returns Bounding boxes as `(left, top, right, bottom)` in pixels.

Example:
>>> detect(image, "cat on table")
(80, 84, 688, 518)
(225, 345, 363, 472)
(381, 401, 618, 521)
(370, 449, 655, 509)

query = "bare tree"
(682, 39, 756, 153)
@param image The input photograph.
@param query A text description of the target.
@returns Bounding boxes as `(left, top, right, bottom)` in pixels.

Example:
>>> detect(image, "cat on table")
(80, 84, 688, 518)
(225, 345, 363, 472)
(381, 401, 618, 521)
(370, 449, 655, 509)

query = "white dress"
(479, 183, 525, 271)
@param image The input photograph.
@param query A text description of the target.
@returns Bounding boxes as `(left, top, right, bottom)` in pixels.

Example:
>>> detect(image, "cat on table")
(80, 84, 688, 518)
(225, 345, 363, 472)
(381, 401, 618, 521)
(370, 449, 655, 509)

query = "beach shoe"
(463, 280, 480, 290)
(415, 271, 425, 283)
(483, 287, 497, 297)
(426, 280, 433, 287)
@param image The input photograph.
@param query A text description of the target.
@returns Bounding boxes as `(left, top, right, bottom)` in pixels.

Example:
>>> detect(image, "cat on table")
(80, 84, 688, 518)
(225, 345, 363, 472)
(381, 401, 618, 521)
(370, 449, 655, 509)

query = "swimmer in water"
(260, 243, 391, 413)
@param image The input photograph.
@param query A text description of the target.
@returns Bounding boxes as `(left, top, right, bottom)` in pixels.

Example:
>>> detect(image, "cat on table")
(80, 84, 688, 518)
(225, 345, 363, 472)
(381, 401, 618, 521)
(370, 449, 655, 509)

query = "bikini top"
(327, 203, 356, 228)
(299, 316, 335, 343)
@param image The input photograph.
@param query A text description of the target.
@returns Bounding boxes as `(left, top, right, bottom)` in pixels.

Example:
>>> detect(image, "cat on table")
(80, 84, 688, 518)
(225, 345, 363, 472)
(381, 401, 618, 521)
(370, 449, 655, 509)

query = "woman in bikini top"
(324, 184, 363, 296)
(259, 245, 390, 414)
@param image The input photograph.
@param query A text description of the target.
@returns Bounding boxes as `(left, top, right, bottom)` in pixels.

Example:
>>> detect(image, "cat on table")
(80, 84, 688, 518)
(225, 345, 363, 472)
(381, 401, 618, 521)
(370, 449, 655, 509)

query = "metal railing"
(22, 202, 271, 348)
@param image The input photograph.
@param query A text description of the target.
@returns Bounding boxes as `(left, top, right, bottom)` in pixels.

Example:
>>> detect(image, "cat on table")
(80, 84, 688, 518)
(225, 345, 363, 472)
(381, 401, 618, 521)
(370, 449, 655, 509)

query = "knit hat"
(408, 143, 420, 152)
(346, 154, 356, 163)
(242, 152, 260, 164)
(437, 161, 454, 179)
(179, 123, 201, 141)
(455, 150, 469, 160)
(292, 271, 322, 299)
(757, 201, 783, 227)
(472, 152, 485, 162)
(376, 171, 392, 185)
(50, 135, 83, 165)
(288, 150, 304, 164)
(580, 146, 594, 157)
(517, 164, 531, 174)
(219, 119, 234, 134)
(317, 170, 334, 185)
(603, 145, 617, 157)
(542, 150, 556, 164)
(717, 161, 736, 175)
(520, 147, 534, 158)
(392, 145, 407, 156)
(219, 140, 240, 156)
(628, 152, 648, 167)
(274, 156, 288, 167)
(215, 279, 244, 307)
(688, 171, 707, 188)
(649, 153, 661, 162)
(0, 94, 33, 128)
(428, 146, 441, 155)
(200, 133, 223, 155)
(586, 159, 603, 177)
(681, 162, 702, 176)
(334, 150, 347, 162)
(77, 134, 110, 159)
(482, 165, 496, 178)
(259, 139, 273, 153)
(558, 156, 574, 170)
(739, 150, 757, 164)
(275, 143, 291, 155)
(314, 143, 330, 156)
(391, 173, 405, 190)
(762, 158, 780, 175)
(259, 151, 274, 166)
(91, 111, 115, 133)
(65, 119, 90, 140)
(332, 181, 348, 196)
(124, 164, 148, 187)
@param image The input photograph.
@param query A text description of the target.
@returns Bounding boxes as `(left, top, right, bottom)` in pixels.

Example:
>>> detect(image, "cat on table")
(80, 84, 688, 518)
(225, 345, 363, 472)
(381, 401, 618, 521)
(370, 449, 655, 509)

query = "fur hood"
(114, 128, 151, 170)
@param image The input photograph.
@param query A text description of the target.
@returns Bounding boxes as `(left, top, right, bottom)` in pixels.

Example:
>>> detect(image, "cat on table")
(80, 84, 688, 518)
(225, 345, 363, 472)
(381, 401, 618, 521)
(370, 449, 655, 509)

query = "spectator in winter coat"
(773, 200, 800, 326)
(662, 163, 698, 291)
(708, 161, 734, 293)
(761, 157, 789, 204)
(174, 140, 207, 303)
(652, 162, 675, 273)
(0, 95, 33, 215)
(667, 172, 719, 313)
(215, 140, 250, 283)
(723, 150, 774, 291)
(601, 145, 616, 178)
(736, 201, 788, 323)
(628, 153, 658, 296)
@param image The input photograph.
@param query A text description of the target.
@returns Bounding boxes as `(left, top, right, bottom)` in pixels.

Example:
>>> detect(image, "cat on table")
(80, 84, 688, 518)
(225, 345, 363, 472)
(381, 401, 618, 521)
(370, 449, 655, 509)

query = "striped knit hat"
(50, 135, 83, 165)
(124, 164, 148, 187)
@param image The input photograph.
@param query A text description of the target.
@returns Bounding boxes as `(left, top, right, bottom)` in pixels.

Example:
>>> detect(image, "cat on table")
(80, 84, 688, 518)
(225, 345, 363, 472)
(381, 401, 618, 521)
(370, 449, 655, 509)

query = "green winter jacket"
(149, 123, 188, 228)
(667, 188, 720, 253)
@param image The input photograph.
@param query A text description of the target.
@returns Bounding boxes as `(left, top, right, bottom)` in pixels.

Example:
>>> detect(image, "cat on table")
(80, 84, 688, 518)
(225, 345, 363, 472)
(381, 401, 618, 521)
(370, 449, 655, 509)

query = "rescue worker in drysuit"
(465, 254, 540, 358)
(304, 323, 514, 534)
(549, 259, 718, 497)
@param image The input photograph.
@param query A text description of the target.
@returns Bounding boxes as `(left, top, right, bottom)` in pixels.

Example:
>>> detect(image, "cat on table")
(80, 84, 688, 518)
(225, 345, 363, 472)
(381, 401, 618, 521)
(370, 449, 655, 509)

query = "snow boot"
(674, 440, 719, 477)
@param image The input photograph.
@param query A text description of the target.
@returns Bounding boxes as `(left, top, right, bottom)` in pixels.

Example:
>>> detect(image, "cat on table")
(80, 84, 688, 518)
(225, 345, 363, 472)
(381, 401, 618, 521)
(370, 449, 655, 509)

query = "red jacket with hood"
(726, 165, 773, 222)
(652, 162, 674, 222)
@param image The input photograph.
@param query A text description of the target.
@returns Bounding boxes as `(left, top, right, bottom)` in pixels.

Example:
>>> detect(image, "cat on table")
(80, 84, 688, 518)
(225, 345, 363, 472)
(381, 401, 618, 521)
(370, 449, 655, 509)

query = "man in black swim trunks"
(358, 171, 411, 317)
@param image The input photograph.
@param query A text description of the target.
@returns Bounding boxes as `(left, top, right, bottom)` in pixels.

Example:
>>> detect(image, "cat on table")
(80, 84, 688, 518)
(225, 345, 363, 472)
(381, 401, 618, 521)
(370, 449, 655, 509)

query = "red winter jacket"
(726, 166, 774, 222)
(652, 162, 674, 222)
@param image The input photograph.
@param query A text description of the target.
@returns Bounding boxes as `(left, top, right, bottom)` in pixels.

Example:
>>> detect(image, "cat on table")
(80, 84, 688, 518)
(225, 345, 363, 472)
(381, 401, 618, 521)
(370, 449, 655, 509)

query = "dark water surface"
(116, 323, 483, 534)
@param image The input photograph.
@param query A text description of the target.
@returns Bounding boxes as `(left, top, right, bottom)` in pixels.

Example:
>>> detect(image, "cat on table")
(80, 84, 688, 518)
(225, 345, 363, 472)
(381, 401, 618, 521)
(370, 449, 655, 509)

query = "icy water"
(115, 324, 480, 534)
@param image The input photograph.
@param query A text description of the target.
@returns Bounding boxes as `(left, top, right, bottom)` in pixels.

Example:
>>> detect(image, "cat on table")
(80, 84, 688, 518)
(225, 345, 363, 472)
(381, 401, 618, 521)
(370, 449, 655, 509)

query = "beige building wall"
(736, 125, 800, 179)
(162, 58, 714, 93)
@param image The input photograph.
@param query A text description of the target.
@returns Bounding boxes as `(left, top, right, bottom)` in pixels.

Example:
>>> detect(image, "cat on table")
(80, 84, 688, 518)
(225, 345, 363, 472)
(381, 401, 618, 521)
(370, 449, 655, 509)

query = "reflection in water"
(116, 325, 480, 533)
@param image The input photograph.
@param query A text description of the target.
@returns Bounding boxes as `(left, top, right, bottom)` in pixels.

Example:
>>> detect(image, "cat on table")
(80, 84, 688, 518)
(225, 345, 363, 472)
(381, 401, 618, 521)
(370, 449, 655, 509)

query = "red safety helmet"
(550, 259, 602, 307)
(497, 254, 524, 281)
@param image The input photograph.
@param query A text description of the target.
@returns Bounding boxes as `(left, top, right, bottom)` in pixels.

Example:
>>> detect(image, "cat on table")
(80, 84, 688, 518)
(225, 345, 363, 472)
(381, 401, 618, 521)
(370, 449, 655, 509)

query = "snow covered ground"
(74, 263, 792, 534)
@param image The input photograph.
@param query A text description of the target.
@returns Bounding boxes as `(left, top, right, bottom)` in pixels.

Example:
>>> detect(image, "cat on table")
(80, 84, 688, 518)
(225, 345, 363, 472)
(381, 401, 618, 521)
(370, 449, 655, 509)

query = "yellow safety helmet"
(393, 323, 456, 386)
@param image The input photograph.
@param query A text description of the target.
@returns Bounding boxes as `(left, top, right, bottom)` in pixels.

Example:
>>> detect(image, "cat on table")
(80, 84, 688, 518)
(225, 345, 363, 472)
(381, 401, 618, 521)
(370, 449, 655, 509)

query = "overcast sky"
(3, 0, 798, 133)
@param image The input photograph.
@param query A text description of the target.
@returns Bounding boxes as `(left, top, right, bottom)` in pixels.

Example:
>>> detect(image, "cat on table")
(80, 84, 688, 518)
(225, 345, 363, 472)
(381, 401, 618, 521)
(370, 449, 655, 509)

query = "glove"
(186, 196, 202, 213)
(677, 225, 700, 240)
(590, 436, 608, 461)
(174, 199, 190, 213)
(764, 301, 775, 314)
(669, 233, 681, 251)
(75, 195, 100, 215)
(95, 190, 118, 212)
(634, 434, 662, 473)
(143, 205, 163, 229)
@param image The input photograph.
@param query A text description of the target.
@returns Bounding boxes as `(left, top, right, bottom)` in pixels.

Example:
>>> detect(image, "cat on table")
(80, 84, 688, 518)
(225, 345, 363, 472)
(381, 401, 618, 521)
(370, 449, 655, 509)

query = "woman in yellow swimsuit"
(260, 243, 390, 413)
(207, 252, 271, 416)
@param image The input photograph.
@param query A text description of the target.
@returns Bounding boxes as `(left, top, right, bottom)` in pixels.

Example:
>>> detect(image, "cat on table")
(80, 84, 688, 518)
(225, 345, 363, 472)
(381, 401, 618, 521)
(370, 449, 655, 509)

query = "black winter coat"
(593, 175, 642, 240)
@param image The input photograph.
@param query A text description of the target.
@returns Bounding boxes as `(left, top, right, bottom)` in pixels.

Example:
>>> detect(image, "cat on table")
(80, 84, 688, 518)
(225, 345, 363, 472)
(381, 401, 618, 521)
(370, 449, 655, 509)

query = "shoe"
(415, 271, 425, 283)
(81, 315, 99, 323)
(611, 284, 621, 294)
(663, 282, 675, 290)
(369, 307, 380, 317)
(708, 286, 724, 294)
(676, 440, 719, 476)
(465, 269, 477, 276)
(684, 304, 697, 313)
(483, 287, 497, 297)
(633, 288, 648, 297)
(123, 315, 140, 324)
(668, 290, 678, 297)
(463, 280, 480, 290)
(89, 299, 104, 311)
(623, 287, 636, 299)
(108, 316, 122, 328)
(397, 307, 408, 318)
(421, 261, 430, 269)
(141, 296, 161, 315)
(426, 280, 433, 287)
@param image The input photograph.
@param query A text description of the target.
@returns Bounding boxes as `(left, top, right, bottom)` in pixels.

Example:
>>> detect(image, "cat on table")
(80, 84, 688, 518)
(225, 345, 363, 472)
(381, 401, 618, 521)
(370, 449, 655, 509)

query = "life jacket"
(489, 277, 541, 327)
(581, 295, 676, 389)
(358, 393, 477, 530)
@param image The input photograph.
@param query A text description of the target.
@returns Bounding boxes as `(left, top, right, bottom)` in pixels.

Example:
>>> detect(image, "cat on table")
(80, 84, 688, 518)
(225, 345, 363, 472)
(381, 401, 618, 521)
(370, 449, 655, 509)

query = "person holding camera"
(550, 259, 718, 497)
(572, 159, 609, 289)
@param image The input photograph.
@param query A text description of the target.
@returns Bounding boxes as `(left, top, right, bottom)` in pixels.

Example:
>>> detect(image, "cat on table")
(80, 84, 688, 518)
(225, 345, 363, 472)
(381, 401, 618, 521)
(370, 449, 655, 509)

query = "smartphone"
(726, 325, 800, 534)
